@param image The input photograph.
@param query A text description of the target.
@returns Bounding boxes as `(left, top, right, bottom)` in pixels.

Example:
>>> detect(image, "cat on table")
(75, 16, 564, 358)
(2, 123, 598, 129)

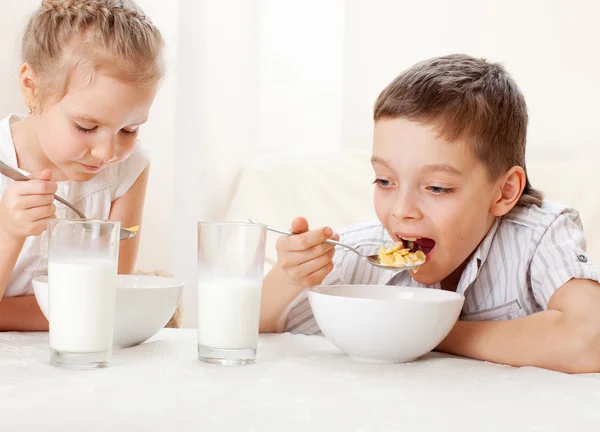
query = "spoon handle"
(52, 195, 86, 219)
(248, 218, 342, 247)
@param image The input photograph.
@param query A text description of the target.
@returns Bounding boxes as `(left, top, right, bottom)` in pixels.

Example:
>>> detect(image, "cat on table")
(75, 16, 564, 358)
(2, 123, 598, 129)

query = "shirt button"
(578, 254, 588, 263)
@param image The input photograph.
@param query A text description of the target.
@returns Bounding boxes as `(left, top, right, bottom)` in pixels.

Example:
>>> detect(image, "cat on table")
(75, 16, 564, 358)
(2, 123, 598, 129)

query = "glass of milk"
(197, 221, 267, 365)
(47, 219, 120, 369)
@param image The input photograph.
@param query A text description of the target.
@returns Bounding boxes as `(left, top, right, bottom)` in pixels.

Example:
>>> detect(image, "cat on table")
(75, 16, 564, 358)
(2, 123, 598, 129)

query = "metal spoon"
(248, 218, 424, 272)
(0, 160, 137, 241)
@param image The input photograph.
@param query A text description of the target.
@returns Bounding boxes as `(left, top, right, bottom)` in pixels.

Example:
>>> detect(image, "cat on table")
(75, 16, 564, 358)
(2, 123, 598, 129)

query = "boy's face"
(372, 118, 499, 286)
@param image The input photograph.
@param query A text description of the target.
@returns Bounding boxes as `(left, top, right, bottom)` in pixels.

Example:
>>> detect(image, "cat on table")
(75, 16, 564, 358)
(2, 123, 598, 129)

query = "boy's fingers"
(301, 261, 335, 288)
(287, 249, 335, 283)
(288, 226, 333, 252)
(285, 241, 335, 267)
(290, 217, 309, 234)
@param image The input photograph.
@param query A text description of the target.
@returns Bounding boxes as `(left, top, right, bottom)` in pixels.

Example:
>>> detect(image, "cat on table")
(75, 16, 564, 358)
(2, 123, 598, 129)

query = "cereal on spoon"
(378, 241, 426, 269)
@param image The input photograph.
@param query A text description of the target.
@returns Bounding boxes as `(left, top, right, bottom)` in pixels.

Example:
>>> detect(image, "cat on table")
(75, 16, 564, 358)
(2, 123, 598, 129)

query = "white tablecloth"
(0, 329, 599, 431)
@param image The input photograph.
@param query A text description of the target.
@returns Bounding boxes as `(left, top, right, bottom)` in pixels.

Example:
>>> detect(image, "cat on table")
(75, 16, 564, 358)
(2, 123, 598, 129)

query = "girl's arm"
(0, 230, 45, 331)
(0, 228, 24, 299)
(0, 295, 47, 331)
(0, 171, 57, 330)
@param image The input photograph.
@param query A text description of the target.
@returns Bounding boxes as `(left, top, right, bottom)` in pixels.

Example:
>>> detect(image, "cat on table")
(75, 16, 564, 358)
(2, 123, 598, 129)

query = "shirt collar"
(456, 216, 501, 294)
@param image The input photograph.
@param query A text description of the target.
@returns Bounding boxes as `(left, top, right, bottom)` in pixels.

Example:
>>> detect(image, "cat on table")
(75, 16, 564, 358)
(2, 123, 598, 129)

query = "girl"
(0, 0, 165, 330)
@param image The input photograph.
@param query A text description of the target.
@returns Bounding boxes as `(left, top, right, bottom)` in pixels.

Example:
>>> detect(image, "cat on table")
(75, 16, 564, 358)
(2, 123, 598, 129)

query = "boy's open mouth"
(396, 235, 436, 256)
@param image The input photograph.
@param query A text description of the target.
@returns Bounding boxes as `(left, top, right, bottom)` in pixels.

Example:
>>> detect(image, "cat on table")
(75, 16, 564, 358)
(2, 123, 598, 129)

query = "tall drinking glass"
(197, 222, 267, 365)
(47, 220, 120, 369)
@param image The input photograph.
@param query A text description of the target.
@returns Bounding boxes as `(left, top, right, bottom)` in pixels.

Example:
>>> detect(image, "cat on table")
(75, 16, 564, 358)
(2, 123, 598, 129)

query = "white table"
(0, 329, 599, 431)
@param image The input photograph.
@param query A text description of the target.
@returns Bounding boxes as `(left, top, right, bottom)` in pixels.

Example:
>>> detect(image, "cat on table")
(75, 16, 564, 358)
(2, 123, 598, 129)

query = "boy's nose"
(391, 190, 422, 221)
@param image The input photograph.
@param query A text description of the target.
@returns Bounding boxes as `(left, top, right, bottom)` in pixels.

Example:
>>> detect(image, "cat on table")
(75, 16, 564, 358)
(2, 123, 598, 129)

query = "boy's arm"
(108, 166, 149, 275)
(0, 295, 48, 331)
(260, 219, 339, 334)
(436, 278, 600, 373)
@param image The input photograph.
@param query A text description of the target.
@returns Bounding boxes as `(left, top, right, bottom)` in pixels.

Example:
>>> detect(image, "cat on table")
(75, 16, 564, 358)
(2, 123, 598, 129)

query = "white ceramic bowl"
(32, 274, 184, 349)
(308, 285, 464, 363)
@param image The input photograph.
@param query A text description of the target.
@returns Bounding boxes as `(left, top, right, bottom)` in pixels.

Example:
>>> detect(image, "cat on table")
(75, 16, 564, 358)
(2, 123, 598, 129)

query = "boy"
(259, 54, 600, 374)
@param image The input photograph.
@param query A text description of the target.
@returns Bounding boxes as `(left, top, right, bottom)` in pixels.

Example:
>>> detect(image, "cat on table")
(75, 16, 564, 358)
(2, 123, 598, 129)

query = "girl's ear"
(20, 62, 39, 114)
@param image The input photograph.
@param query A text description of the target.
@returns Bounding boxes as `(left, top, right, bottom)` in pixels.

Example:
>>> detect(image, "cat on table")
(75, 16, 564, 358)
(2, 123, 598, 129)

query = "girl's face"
(29, 70, 158, 182)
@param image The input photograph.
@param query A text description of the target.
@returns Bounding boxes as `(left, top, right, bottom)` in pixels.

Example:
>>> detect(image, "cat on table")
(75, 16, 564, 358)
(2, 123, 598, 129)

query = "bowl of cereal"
(308, 284, 463, 363)
(32, 274, 184, 349)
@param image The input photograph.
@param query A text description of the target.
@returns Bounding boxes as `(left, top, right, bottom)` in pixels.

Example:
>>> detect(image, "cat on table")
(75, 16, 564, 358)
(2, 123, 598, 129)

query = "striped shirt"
(283, 201, 600, 335)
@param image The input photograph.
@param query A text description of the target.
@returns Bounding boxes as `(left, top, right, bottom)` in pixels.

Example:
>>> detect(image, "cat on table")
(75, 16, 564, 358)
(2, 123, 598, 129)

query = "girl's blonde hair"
(22, 0, 164, 107)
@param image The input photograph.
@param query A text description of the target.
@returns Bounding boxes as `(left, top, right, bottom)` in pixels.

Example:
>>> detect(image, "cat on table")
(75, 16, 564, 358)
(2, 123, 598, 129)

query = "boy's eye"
(428, 186, 454, 194)
(373, 178, 392, 188)
(75, 123, 96, 134)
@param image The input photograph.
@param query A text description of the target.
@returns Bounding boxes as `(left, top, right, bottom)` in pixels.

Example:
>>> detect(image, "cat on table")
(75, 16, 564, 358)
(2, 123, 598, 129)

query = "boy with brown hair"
(259, 54, 600, 374)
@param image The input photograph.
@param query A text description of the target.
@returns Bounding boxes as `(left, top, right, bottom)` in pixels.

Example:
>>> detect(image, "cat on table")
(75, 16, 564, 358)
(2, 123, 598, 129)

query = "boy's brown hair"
(374, 53, 542, 207)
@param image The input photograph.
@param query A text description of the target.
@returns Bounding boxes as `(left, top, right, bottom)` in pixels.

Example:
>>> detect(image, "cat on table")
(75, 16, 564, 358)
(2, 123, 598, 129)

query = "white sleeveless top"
(0, 114, 150, 297)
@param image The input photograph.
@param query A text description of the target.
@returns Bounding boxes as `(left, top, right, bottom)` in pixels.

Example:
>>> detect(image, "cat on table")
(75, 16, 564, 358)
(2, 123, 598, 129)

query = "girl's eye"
(120, 128, 139, 135)
(428, 186, 454, 194)
(75, 124, 96, 134)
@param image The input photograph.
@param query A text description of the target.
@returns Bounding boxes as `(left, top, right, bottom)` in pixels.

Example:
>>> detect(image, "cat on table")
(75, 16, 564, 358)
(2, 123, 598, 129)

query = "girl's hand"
(0, 169, 57, 239)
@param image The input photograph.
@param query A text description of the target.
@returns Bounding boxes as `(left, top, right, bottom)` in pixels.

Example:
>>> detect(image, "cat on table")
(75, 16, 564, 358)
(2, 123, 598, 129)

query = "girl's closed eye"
(120, 127, 139, 136)
(428, 185, 454, 194)
(75, 123, 139, 136)
(75, 123, 96, 134)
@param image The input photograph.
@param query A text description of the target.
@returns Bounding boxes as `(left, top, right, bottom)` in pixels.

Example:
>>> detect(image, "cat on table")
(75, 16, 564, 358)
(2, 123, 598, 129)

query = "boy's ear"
(490, 166, 526, 217)
(19, 62, 39, 112)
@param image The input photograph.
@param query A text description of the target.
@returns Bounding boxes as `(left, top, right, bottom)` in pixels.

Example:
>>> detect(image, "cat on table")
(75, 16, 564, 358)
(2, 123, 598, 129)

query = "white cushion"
(224, 152, 600, 271)
(526, 159, 600, 263)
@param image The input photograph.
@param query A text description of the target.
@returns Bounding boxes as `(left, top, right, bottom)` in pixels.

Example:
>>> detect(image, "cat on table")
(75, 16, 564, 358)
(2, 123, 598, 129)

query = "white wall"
(0, 0, 38, 114)
(341, 0, 600, 159)
(172, 0, 346, 326)
(133, 0, 178, 274)
(173, 0, 262, 327)
(258, 0, 345, 153)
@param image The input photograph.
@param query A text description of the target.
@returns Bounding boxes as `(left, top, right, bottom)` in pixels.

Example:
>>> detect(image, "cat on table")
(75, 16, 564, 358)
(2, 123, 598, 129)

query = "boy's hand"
(0, 169, 57, 239)
(276, 217, 339, 288)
